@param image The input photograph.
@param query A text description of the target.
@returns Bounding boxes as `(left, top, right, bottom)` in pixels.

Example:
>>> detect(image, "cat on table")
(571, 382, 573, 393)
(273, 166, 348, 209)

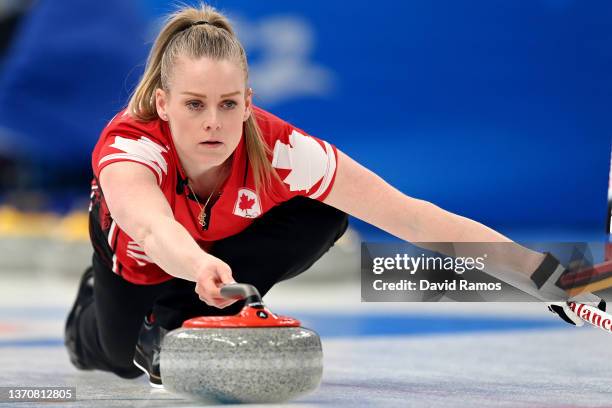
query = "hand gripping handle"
(220, 283, 263, 307)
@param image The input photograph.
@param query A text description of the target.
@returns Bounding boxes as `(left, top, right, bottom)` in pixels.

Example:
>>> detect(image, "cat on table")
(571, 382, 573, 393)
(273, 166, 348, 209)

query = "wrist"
(191, 252, 214, 281)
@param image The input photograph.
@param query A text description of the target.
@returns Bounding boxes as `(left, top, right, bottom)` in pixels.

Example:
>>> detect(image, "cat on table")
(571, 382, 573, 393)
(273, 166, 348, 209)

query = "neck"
(183, 157, 232, 193)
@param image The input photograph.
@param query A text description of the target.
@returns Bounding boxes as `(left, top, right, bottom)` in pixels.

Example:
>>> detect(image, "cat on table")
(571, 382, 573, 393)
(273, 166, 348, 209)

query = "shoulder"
(93, 109, 173, 186)
(251, 106, 333, 154)
(252, 106, 301, 146)
(252, 106, 290, 129)
(100, 109, 171, 147)
(252, 106, 338, 201)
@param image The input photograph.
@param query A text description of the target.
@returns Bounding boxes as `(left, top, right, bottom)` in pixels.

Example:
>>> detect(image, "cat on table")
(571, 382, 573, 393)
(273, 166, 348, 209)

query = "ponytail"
(127, 4, 278, 192)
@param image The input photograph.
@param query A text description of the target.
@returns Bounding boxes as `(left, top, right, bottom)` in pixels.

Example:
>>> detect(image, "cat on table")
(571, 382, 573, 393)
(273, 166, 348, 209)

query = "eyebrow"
(180, 91, 241, 98)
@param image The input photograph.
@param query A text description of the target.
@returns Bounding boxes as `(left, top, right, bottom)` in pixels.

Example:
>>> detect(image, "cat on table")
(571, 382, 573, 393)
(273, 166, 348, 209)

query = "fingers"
(195, 275, 226, 307)
(216, 260, 235, 285)
(214, 298, 239, 309)
(197, 292, 237, 309)
(194, 258, 237, 309)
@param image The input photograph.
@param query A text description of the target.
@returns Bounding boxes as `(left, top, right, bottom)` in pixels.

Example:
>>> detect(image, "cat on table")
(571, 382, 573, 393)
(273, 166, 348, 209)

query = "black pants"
(75, 197, 348, 379)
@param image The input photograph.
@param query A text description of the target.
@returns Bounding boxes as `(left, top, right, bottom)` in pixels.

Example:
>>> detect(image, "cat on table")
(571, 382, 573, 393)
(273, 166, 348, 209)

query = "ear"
(243, 87, 253, 122)
(155, 88, 169, 121)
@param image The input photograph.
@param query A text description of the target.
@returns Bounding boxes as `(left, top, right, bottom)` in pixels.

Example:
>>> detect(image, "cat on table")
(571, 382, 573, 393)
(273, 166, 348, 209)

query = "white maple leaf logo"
(99, 136, 169, 183)
(271, 130, 328, 192)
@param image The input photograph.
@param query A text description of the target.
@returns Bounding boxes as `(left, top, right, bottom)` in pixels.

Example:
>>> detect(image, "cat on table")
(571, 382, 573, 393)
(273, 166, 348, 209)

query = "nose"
(202, 109, 221, 131)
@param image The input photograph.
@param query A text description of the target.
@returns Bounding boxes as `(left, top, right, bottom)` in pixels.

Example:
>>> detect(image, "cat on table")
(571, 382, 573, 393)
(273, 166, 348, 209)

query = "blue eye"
(186, 101, 203, 111)
(222, 100, 237, 109)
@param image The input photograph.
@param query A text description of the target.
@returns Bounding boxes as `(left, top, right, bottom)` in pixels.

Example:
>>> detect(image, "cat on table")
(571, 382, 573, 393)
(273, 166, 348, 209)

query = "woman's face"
(155, 56, 252, 173)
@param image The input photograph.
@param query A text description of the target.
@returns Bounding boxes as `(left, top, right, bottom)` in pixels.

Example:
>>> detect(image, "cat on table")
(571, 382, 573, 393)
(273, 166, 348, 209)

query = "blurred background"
(0, 0, 610, 277)
(1, 3, 612, 405)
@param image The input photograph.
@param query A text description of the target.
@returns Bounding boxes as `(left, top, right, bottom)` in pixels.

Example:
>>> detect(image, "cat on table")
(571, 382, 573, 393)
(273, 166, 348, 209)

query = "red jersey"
(89, 107, 338, 284)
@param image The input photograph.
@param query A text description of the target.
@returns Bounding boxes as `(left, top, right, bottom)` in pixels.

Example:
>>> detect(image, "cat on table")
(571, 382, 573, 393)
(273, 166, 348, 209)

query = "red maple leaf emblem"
(238, 193, 255, 212)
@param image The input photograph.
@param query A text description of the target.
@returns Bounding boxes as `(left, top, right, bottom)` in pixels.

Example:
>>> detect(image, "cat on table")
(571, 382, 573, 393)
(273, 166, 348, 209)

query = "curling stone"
(160, 283, 323, 403)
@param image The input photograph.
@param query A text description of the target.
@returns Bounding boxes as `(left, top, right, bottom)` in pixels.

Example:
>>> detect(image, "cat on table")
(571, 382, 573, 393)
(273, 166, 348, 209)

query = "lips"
(198, 140, 223, 150)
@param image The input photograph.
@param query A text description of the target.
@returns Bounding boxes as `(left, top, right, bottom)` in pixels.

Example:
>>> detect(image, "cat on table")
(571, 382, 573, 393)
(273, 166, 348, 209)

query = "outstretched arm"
(99, 162, 235, 308)
(322, 150, 605, 323)
(322, 150, 545, 277)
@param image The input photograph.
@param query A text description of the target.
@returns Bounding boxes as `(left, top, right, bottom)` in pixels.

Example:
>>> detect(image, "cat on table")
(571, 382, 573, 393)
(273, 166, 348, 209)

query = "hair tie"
(191, 20, 211, 27)
(176, 20, 212, 35)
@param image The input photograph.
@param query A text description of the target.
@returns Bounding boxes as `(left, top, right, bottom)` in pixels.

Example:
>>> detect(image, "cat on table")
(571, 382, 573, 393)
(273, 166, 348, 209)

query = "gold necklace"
(186, 172, 224, 228)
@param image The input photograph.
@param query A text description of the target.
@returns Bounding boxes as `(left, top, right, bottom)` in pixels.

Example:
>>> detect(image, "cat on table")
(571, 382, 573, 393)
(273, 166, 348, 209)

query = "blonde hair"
(127, 4, 276, 192)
